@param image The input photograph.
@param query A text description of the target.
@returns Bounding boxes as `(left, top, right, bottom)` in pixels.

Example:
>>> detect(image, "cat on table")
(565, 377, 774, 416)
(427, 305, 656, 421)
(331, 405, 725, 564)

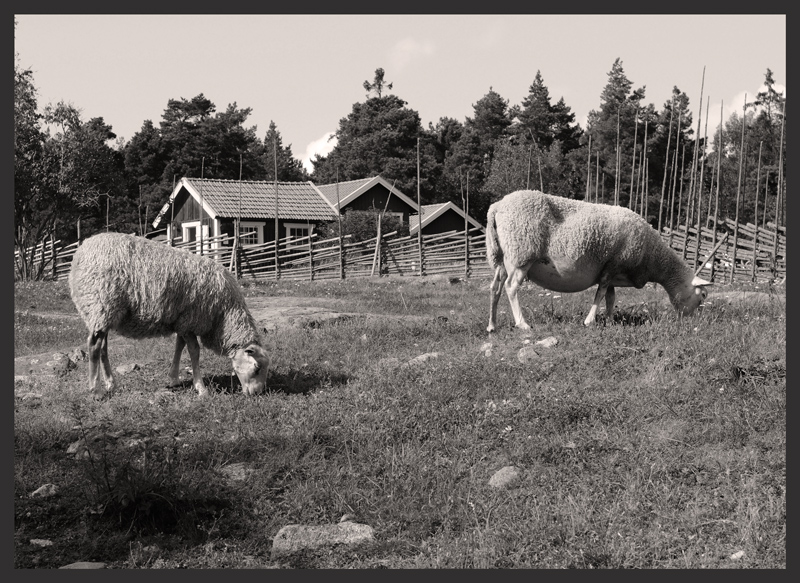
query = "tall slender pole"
(336, 168, 344, 280)
(710, 102, 723, 281)
(669, 111, 683, 232)
(752, 140, 763, 281)
(775, 99, 786, 229)
(685, 66, 706, 252)
(199, 157, 205, 256)
(658, 97, 675, 233)
(730, 96, 747, 283)
(169, 174, 176, 246)
(614, 108, 621, 205)
(232, 154, 242, 277)
(672, 143, 687, 247)
(693, 97, 711, 272)
(594, 152, 600, 204)
(585, 135, 592, 201)
(640, 120, 649, 218)
(527, 145, 532, 190)
(273, 136, 279, 280)
(464, 170, 470, 279)
(628, 110, 639, 208)
(772, 98, 786, 275)
(416, 136, 423, 276)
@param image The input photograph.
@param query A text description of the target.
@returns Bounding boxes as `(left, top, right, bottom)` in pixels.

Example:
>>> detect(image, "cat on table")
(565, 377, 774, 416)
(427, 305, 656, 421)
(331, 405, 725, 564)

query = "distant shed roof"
(409, 201, 485, 233)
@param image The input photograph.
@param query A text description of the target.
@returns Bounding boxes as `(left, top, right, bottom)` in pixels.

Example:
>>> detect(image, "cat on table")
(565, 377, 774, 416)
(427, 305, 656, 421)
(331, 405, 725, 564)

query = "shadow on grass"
(207, 368, 350, 396)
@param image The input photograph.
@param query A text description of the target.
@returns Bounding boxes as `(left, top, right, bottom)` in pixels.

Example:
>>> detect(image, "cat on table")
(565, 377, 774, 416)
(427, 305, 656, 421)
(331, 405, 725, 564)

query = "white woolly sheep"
(486, 189, 711, 332)
(69, 232, 269, 399)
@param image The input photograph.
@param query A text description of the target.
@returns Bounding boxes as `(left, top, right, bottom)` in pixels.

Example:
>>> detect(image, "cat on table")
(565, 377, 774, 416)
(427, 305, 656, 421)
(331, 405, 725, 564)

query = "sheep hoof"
(91, 388, 109, 401)
(196, 386, 210, 398)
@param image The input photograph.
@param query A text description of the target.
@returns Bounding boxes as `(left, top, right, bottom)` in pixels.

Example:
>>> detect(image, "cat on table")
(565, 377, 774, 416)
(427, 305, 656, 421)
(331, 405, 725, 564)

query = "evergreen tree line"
(15, 51, 787, 260)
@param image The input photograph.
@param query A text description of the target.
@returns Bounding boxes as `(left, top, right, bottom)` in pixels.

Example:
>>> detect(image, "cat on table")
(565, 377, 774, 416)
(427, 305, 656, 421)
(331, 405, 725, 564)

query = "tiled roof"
(182, 178, 337, 222)
(409, 203, 448, 232)
(315, 177, 375, 209)
(409, 201, 485, 233)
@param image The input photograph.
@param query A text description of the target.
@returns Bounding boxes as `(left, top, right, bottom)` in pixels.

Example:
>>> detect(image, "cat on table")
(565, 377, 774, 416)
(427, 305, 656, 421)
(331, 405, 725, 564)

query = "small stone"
(60, 562, 106, 569)
(376, 357, 401, 371)
(479, 342, 493, 352)
(402, 352, 440, 368)
(489, 465, 521, 489)
(30, 483, 58, 498)
(30, 539, 53, 547)
(115, 363, 140, 375)
(517, 346, 540, 364)
(730, 550, 745, 561)
(535, 336, 558, 348)
(220, 462, 254, 482)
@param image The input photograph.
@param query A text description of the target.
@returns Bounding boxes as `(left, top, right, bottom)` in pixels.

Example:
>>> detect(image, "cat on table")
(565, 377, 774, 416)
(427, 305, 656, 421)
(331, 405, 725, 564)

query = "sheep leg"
(183, 333, 208, 397)
(487, 265, 508, 332)
(88, 329, 114, 399)
(167, 334, 187, 387)
(505, 263, 532, 330)
(605, 285, 616, 320)
(584, 284, 608, 326)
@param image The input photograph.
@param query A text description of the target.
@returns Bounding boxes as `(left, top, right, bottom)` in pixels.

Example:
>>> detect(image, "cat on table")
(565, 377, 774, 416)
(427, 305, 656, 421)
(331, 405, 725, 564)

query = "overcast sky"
(14, 14, 786, 173)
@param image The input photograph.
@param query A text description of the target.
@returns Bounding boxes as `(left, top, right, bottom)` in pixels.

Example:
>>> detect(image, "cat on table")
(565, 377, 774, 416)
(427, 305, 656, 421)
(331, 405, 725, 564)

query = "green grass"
(14, 277, 785, 568)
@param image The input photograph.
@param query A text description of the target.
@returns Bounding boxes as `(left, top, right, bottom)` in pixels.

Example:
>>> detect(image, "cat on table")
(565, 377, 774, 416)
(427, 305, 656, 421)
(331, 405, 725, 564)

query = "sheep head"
(672, 275, 712, 315)
(231, 343, 270, 395)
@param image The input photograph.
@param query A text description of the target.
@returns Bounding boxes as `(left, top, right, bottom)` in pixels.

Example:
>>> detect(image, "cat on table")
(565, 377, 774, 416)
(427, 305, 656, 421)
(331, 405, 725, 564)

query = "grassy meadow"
(13, 275, 785, 568)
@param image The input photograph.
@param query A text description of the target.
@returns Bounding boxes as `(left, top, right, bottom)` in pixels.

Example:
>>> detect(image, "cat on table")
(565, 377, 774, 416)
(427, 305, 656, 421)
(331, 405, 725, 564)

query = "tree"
(14, 56, 50, 279)
(41, 102, 127, 239)
(586, 58, 647, 206)
(311, 88, 438, 202)
(263, 120, 309, 181)
(363, 67, 393, 98)
(122, 93, 270, 236)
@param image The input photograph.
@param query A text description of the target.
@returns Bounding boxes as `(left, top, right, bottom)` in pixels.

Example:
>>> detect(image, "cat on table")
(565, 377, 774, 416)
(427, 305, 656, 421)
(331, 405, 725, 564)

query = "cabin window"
(284, 222, 312, 247)
(239, 221, 263, 246)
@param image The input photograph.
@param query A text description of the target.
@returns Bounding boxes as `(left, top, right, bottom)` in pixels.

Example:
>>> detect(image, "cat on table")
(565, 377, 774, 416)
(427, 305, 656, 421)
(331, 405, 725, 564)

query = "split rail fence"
(14, 219, 786, 285)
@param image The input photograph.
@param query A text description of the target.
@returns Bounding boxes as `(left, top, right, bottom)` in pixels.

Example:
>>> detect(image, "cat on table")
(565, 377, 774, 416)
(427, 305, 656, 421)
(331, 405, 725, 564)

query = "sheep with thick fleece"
(69, 232, 269, 398)
(486, 189, 711, 332)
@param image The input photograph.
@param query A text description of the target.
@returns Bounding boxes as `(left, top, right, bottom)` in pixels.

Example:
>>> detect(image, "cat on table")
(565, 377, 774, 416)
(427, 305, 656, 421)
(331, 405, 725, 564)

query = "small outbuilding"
(410, 202, 485, 236)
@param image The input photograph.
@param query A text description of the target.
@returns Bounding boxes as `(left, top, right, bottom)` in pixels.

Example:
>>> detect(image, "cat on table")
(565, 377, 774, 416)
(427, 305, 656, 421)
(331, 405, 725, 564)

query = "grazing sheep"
(69, 232, 269, 399)
(486, 189, 711, 332)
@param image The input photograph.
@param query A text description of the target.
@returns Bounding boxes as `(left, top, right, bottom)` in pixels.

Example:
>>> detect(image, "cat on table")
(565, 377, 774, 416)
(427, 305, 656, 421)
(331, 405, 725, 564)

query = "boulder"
(271, 521, 374, 557)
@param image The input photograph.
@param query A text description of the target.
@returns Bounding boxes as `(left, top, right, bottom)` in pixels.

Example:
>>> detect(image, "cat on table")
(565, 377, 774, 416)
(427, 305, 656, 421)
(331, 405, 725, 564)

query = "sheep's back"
(70, 233, 234, 340)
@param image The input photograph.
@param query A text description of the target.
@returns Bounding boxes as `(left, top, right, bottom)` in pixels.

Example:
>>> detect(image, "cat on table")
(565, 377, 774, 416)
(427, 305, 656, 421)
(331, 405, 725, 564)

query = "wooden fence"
(14, 219, 785, 285)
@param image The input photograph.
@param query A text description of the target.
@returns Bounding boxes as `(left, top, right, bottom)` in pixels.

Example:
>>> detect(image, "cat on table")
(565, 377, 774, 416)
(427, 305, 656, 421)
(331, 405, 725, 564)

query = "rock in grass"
(220, 462, 255, 482)
(535, 336, 558, 348)
(60, 562, 106, 569)
(401, 352, 440, 369)
(489, 465, 521, 489)
(115, 363, 140, 375)
(271, 521, 374, 557)
(517, 346, 540, 364)
(30, 539, 53, 547)
(29, 483, 58, 498)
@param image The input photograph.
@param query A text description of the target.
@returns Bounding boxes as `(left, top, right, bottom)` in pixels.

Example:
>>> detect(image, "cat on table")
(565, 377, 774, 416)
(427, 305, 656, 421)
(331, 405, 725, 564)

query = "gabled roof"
(409, 202, 485, 234)
(315, 175, 419, 212)
(153, 177, 338, 228)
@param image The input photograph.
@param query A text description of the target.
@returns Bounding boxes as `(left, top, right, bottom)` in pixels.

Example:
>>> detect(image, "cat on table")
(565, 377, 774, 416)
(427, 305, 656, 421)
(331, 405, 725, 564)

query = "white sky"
(14, 14, 786, 173)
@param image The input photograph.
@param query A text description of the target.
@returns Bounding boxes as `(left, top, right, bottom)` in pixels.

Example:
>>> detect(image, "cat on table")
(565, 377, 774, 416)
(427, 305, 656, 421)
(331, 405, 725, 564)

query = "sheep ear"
(692, 276, 712, 287)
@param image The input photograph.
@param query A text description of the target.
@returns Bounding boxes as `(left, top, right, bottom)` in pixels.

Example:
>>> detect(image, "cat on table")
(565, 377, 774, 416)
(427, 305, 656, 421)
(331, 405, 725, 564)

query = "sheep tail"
(485, 204, 503, 268)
